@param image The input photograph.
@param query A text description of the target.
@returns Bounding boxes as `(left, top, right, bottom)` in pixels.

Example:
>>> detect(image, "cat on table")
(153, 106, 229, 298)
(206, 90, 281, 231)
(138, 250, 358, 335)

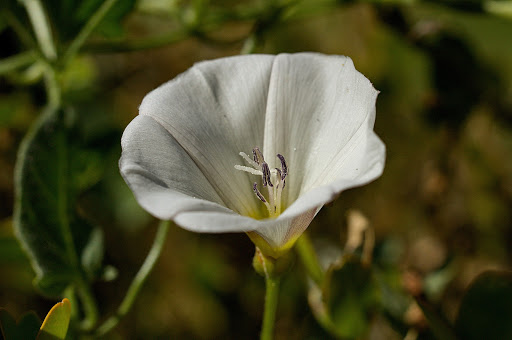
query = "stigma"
(235, 147, 288, 218)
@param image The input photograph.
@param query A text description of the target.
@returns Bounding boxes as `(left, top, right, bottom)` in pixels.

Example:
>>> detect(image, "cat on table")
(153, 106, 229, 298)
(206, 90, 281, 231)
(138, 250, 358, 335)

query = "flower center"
(235, 147, 288, 218)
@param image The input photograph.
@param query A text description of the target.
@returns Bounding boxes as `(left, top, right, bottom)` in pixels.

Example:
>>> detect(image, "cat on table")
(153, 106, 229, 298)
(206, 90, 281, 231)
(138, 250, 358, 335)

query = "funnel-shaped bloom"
(120, 53, 385, 258)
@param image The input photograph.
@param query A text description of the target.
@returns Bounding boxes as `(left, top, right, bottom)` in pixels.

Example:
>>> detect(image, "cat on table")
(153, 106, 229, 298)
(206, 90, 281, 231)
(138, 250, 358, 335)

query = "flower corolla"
(120, 53, 385, 258)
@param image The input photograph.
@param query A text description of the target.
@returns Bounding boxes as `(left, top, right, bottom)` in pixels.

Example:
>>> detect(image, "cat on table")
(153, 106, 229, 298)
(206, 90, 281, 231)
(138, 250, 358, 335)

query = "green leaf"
(14, 107, 104, 296)
(0, 309, 41, 340)
(37, 299, 71, 340)
(455, 270, 512, 340)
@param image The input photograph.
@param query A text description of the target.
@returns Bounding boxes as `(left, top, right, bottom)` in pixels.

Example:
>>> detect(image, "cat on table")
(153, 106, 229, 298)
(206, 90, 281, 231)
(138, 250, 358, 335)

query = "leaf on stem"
(14, 107, 105, 296)
(37, 298, 72, 340)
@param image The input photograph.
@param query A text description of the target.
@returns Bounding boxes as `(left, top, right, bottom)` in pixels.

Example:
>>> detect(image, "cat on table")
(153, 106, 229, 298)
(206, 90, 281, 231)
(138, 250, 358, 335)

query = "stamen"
(254, 182, 272, 215)
(275, 168, 282, 185)
(253, 183, 267, 203)
(253, 150, 259, 164)
(277, 154, 288, 180)
(235, 148, 288, 218)
(239, 152, 259, 168)
(253, 147, 265, 165)
(262, 163, 273, 187)
(266, 182, 275, 214)
(234, 165, 263, 176)
(276, 183, 282, 215)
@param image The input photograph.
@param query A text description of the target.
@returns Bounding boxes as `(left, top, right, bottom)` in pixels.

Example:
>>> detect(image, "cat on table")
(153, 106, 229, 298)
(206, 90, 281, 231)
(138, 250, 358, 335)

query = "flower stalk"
(253, 247, 292, 340)
(261, 275, 281, 340)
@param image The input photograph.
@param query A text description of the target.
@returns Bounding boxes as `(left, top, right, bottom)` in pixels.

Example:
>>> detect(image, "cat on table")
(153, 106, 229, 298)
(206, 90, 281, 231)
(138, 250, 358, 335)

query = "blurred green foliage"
(0, 309, 40, 340)
(1, 0, 512, 339)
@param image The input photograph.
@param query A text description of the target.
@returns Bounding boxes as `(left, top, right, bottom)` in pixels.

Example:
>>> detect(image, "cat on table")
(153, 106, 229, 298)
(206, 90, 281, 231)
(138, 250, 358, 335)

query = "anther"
(253, 147, 264, 165)
(253, 183, 267, 203)
(275, 168, 282, 181)
(252, 150, 259, 164)
(262, 163, 273, 187)
(277, 154, 288, 180)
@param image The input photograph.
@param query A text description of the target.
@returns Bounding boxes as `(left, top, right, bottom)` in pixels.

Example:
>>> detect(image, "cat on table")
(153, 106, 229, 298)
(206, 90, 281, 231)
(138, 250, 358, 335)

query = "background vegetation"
(1, 0, 512, 339)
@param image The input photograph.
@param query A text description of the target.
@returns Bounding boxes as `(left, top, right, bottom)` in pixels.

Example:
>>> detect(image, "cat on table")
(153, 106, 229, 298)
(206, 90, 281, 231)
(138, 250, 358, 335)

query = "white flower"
(120, 53, 385, 258)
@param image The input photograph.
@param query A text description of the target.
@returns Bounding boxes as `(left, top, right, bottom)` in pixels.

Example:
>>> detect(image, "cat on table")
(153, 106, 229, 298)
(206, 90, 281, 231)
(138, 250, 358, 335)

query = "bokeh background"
(1, 0, 512, 339)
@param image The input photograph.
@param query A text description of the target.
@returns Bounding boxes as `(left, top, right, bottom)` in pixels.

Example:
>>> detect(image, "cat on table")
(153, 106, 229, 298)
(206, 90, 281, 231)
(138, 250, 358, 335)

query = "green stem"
(43, 65, 61, 109)
(76, 279, 100, 331)
(62, 0, 118, 64)
(20, 0, 57, 60)
(0, 51, 37, 75)
(94, 220, 171, 337)
(240, 34, 258, 54)
(295, 233, 324, 285)
(64, 286, 79, 321)
(261, 275, 281, 340)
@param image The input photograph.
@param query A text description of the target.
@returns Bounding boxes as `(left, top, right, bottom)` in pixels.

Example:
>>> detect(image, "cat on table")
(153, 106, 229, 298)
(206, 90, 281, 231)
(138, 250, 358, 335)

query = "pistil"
(235, 148, 288, 218)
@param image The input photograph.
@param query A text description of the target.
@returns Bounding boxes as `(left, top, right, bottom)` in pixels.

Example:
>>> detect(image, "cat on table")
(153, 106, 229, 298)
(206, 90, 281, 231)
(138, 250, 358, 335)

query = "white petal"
(279, 132, 385, 221)
(138, 54, 276, 216)
(120, 115, 230, 219)
(252, 208, 319, 248)
(174, 206, 317, 248)
(262, 53, 382, 207)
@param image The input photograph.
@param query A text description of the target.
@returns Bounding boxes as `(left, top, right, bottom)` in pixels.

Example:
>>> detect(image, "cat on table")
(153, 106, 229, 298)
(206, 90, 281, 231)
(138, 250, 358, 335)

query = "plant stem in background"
(62, 0, 118, 65)
(241, 34, 258, 54)
(295, 233, 324, 286)
(20, 0, 57, 60)
(76, 279, 100, 331)
(20, 0, 61, 107)
(261, 275, 281, 340)
(43, 65, 61, 108)
(0, 51, 37, 75)
(94, 220, 171, 337)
